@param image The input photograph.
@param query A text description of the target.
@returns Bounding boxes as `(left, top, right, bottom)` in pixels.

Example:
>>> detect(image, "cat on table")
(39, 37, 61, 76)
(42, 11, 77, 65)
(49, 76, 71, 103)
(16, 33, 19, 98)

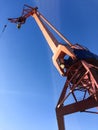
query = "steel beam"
(57, 94, 98, 116)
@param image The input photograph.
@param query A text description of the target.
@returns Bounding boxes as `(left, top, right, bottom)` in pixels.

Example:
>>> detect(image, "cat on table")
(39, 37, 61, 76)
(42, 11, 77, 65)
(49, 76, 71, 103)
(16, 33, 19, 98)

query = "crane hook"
(17, 23, 21, 29)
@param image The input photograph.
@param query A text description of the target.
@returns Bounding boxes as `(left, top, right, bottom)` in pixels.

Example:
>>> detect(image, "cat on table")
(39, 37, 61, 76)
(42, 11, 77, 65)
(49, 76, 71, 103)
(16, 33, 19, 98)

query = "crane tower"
(8, 4, 98, 130)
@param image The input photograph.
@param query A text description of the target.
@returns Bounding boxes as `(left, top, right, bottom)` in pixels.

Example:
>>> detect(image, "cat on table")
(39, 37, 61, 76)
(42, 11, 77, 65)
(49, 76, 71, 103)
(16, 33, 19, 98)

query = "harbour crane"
(8, 4, 98, 130)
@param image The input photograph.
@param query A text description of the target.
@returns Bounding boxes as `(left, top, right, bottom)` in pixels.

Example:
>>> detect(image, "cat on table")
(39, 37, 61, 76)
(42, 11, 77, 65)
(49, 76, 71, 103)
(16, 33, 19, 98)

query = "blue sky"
(0, 0, 98, 130)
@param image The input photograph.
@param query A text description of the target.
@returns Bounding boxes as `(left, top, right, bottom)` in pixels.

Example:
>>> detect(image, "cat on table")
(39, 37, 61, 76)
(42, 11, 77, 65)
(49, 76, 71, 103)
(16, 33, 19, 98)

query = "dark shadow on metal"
(56, 60, 98, 130)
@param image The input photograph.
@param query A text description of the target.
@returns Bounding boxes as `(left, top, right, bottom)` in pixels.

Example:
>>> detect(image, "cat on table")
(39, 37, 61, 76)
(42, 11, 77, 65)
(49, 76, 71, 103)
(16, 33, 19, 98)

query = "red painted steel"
(8, 5, 98, 130)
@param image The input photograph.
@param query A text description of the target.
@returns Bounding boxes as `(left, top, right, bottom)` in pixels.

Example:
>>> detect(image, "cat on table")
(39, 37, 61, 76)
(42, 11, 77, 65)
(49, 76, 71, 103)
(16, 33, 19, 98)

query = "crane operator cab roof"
(64, 43, 98, 68)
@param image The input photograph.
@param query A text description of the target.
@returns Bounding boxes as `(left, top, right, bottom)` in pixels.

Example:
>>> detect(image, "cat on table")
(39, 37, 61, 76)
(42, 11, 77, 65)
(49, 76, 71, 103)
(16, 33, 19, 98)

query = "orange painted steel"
(8, 5, 98, 130)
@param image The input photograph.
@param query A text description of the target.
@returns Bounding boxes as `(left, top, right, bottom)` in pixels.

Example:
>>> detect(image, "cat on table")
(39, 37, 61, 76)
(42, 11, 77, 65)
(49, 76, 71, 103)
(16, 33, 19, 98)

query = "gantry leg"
(55, 60, 98, 130)
(56, 105, 65, 130)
